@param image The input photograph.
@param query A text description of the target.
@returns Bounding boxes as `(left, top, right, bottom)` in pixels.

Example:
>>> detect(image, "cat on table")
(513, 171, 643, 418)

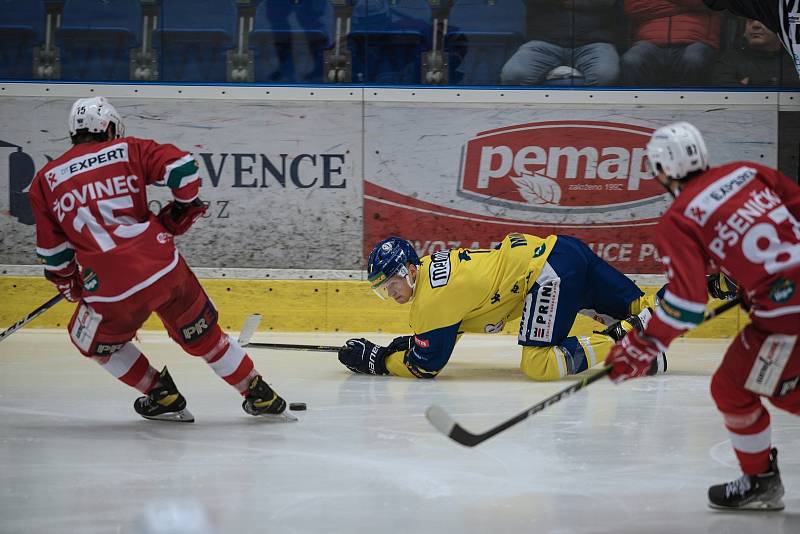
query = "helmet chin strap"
(406, 265, 418, 301)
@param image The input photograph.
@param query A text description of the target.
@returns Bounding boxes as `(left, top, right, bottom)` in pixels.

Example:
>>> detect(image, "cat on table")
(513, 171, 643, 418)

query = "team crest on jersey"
(684, 167, 756, 226)
(82, 269, 99, 292)
(532, 243, 546, 258)
(428, 250, 451, 288)
(157, 232, 172, 244)
(769, 278, 796, 304)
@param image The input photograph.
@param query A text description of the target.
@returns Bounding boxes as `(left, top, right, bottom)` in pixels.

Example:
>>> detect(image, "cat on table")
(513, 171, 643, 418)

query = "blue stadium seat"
(57, 0, 142, 81)
(250, 0, 335, 83)
(349, 0, 432, 84)
(445, 0, 525, 85)
(0, 0, 45, 79)
(153, 0, 238, 82)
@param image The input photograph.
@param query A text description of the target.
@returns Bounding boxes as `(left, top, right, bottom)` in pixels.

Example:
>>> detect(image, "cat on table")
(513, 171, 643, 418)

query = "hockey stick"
(237, 314, 342, 352)
(0, 293, 64, 343)
(425, 296, 743, 447)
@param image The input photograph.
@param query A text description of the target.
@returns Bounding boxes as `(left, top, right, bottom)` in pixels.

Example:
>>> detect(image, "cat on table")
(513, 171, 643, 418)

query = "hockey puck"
(289, 402, 307, 411)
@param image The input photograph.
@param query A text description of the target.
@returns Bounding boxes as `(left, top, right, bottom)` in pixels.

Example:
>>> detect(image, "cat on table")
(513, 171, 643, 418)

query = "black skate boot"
(242, 375, 288, 416)
(134, 367, 194, 423)
(708, 448, 785, 511)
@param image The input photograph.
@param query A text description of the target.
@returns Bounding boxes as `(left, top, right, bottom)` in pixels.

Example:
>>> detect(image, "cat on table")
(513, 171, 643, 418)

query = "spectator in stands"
(500, 0, 622, 86)
(621, 0, 722, 86)
(712, 18, 800, 87)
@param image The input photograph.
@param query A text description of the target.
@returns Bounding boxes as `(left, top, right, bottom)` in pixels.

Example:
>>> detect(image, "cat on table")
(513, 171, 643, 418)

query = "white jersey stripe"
(83, 250, 180, 303)
(162, 155, 195, 182)
(662, 290, 707, 312)
(36, 242, 74, 255)
(753, 305, 800, 318)
(655, 305, 698, 331)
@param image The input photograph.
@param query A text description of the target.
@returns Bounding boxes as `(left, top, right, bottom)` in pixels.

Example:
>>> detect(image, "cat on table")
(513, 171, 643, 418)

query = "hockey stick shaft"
(426, 296, 742, 447)
(243, 341, 342, 352)
(237, 314, 342, 352)
(0, 293, 64, 343)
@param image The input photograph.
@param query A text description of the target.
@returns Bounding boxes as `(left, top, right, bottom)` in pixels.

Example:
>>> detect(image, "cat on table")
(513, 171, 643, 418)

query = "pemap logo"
(0, 140, 38, 225)
(459, 121, 665, 215)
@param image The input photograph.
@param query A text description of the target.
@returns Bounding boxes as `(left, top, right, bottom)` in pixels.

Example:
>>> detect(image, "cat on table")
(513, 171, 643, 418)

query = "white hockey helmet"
(646, 121, 709, 180)
(68, 96, 124, 138)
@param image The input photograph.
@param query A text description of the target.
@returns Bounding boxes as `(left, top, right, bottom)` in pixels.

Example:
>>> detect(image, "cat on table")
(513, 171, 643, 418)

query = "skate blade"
(252, 411, 298, 423)
(141, 408, 195, 423)
(708, 499, 785, 511)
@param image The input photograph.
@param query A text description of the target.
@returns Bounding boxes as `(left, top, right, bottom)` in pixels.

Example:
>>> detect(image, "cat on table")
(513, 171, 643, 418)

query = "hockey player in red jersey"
(606, 121, 800, 510)
(28, 96, 288, 422)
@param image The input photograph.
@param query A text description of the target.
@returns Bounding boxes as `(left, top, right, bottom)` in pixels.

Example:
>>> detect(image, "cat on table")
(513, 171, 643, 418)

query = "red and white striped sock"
(90, 342, 159, 394)
(725, 406, 772, 475)
(201, 335, 258, 395)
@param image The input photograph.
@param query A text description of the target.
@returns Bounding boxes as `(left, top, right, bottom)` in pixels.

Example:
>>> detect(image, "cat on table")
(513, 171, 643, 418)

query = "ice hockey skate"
(708, 448, 785, 511)
(243, 375, 296, 422)
(134, 366, 194, 423)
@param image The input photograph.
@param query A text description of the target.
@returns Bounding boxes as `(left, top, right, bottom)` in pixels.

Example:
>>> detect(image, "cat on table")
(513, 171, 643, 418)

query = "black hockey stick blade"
(0, 293, 64, 343)
(426, 366, 612, 447)
(426, 297, 743, 447)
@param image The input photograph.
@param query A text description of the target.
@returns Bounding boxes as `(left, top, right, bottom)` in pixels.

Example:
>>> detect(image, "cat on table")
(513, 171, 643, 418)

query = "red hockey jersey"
(29, 137, 201, 303)
(646, 162, 800, 349)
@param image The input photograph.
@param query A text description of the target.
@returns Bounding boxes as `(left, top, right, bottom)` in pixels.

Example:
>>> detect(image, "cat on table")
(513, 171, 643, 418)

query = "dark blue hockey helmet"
(367, 236, 420, 298)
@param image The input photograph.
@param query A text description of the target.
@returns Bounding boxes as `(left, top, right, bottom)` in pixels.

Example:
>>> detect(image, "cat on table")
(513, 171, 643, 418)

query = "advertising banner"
(363, 104, 778, 273)
(0, 97, 363, 269)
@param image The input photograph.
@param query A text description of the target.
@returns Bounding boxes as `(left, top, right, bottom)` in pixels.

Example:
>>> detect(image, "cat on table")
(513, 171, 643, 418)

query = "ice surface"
(1, 331, 798, 533)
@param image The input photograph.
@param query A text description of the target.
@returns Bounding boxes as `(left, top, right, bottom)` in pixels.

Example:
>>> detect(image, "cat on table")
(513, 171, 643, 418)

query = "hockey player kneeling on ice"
(28, 97, 287, 422)
(338, 233, 669, 382)
(605, 121, 800, 511)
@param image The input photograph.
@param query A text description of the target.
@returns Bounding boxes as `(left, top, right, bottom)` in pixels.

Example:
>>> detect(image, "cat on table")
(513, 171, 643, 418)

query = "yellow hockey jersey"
(390, 233, 556, 378)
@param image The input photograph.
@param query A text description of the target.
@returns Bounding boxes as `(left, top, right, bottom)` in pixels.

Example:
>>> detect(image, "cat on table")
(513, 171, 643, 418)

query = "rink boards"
(0, 274, 745, 338)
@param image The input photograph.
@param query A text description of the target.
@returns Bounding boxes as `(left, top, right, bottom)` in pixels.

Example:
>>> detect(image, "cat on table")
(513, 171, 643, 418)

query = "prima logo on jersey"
(685, 167, 757, 226)
(95, 343, 124, 355)
(180, 300, 218, 342)
(45, 143, 129, 191)
(429, 250, 451, 288)
(459, 121, 663, 213)
(525, 280, 560, 342)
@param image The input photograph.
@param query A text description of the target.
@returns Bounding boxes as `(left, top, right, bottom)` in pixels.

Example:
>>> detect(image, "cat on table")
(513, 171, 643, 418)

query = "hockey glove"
(338, 338, 391, 375)
(707, 273, 738, 300)
(386, 335, 414, 354)
(45, 268, 84, 302)
(605, 328, 662, 383)
(157, 198, 208, 236)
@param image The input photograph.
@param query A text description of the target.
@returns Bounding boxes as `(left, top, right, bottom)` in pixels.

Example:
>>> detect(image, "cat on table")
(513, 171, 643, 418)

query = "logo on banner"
(0, 139, 48, 225)
(459, 121, 665, 213)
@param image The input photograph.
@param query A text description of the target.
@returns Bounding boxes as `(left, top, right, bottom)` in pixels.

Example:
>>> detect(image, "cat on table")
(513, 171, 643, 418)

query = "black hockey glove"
(707, 273, 738, 300)
(338, 338, 391, 375)
(386, 335, 414, 354)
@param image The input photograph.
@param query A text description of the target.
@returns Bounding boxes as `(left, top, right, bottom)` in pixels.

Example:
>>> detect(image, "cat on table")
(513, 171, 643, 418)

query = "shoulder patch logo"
(770, 278, 796, 304)
(429, 250, 451, 288)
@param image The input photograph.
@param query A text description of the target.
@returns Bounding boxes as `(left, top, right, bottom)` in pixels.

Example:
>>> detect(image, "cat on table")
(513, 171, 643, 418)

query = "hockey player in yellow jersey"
(338, 233, 667, 381)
